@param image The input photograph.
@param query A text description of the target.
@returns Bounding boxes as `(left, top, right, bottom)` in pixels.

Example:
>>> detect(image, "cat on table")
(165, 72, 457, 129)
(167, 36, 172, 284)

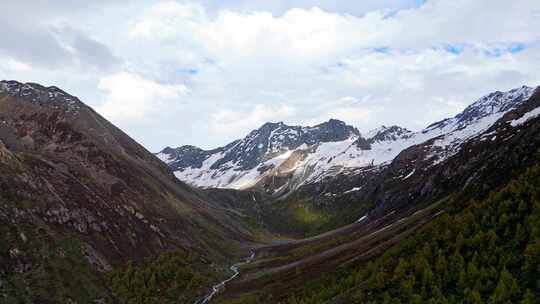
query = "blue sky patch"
(444, 44, 464, 54)
(484, 43, 526, 57)
(509, 43, 526, 54)
(373, 47, 390, 54)
(176, 68, 199, 75)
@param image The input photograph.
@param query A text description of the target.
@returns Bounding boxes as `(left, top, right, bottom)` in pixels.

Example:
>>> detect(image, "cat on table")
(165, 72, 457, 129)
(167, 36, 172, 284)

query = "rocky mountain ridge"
(159, 85, 537, 193)
(0, 80, 81, 113)
(158, 119, 362, 189)
(0, 80, 254, 302)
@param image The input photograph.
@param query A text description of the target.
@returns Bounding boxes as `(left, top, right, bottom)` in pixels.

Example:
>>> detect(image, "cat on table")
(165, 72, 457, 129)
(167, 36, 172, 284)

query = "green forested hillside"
(106, 250, 217, 304)
(286, 165, 540, 304)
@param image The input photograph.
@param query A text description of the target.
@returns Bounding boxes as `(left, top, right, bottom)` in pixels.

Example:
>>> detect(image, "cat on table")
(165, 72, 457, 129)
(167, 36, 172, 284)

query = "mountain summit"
(159, 85, 537, 193)
(157, 119, 360, 189)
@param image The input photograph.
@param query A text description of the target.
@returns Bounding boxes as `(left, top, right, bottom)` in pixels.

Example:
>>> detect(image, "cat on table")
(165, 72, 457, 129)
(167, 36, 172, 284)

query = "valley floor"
(205, 165, 540, 304)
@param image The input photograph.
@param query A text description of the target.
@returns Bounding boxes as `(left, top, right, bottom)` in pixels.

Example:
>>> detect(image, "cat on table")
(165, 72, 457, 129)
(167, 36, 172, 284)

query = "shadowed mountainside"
(0, 80, 257, 303)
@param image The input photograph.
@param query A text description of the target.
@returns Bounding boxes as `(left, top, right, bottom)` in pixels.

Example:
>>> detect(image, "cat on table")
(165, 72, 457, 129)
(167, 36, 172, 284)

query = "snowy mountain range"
(157, 85, 537, 192)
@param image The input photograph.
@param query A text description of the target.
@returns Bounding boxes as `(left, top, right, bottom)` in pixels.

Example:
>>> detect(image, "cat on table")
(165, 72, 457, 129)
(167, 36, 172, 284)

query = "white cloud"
(117, 0, 540, 146)
(209, 104, 296, 137)
(97, 72, 188, 123)
(129, 1, 207, 39)
(0, 57, 32, 73)
(1, 0, 540, 151)
(129, 0, 540, 62)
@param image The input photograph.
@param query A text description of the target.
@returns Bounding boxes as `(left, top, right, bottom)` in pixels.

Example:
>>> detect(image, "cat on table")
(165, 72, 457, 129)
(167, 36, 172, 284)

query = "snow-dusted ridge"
(158, 85, 537, 190)
(0, 80, 81, 113)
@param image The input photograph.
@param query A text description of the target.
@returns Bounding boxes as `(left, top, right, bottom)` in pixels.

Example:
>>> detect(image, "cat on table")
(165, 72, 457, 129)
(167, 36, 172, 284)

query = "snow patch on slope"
(510, 106, 540, 127)
(156, 152, 172, 163)
(160, 85, 536, 190)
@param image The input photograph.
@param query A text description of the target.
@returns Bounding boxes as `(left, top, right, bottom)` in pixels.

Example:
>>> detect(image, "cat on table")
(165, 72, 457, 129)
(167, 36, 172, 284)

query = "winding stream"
(195, 250, 256, 304)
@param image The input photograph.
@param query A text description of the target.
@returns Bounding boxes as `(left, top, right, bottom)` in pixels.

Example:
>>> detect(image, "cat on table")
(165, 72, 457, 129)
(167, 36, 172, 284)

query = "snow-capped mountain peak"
(425, 85, 535, 132)
(0, 80, 81, 113)
(157, 119, 361, 189)
(158, 85, 538, 192)
(367, 125, 414, 143)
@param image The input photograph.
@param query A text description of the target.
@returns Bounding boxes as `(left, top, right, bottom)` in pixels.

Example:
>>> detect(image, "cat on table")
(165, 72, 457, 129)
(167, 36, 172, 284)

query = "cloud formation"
(209, 104, 296, 137)
(0, 0, 539, 150)
(97, 72, 188, 122)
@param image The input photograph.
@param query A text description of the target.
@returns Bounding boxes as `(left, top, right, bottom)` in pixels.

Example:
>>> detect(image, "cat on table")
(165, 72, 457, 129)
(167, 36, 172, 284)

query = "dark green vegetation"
(214, 197, 446, 303)
(204, 186, 375, 239)
(0, 225, 112, 303)
(203, 187, 372, 240)
(284, 165, 540, 304)
(107, 250, 216, 304)
(258, 195, 373, 238)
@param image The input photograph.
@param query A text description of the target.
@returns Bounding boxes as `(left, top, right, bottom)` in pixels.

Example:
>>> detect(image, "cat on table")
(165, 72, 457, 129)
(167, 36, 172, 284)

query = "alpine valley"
(2, 80, 540, 304)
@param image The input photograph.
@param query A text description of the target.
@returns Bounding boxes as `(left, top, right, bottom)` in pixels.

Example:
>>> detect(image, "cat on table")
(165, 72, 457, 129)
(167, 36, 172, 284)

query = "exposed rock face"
(0, 80, 253, 302)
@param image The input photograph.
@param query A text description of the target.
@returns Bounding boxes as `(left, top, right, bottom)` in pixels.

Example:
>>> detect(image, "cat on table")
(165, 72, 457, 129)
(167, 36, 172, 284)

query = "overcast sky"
(1, 0, 539, 151)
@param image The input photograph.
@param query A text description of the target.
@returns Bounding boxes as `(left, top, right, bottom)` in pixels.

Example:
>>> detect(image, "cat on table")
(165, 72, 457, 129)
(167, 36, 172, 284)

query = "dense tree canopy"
(107, 250, 215, 304)
(286, 165, 540, 304)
